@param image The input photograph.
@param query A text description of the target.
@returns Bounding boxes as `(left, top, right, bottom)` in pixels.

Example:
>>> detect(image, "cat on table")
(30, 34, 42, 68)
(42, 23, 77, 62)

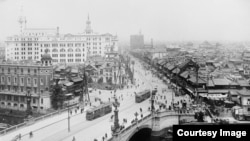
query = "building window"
(247, 99, 250, 105)
(248, 108, 250, 112)
(34, 69, 37, 74)
(8, 77, 10, 83)
(40, 78, 43, 85)
(14, 96, 18, 102)
(21, 78, 24, 84)
(14, 77, 17, 83)
(41, 98, 43, 104)
(7, 95, 11, 101)
(28, 78, 31, 84)
(8, 68, 10, 74)
(33, 98, 36, 104)
(34, 79, 37, 85)
(21, 87, 23, 92)
(21, 68, 23, 74)
(28, 68, 30, 74)
(41, 90, 43, 94)
(20, 97, 24, 102)
(34, 88, 37, 93)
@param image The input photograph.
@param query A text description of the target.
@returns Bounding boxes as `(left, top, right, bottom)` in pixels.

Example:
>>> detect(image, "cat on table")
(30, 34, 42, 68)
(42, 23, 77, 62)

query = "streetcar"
(135, 89, 151, 103)
(86, 102, 112, 120)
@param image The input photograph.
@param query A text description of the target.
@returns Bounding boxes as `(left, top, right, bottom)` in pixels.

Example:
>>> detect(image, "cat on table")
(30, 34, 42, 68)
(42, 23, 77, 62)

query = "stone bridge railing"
(108, 110, 195, 141)
(0, 105, 77, 136)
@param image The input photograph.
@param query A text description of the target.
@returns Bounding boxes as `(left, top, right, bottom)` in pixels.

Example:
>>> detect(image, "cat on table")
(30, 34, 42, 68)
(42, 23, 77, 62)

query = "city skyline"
(0, 0, 250, 42)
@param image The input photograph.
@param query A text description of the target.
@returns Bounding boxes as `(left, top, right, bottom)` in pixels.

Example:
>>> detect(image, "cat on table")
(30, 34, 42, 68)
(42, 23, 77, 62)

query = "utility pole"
(82, 64, 90, 105)
(68, 100, 70, 132)
(151, 88, 157, 130)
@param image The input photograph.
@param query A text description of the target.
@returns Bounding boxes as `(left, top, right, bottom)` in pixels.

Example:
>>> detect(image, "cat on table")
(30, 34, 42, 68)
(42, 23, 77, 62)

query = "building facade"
(5, 16, 118, 64)
(130, 34, 144, 49)
(0, 54, 53, 113)
(0, 43, 5, 61)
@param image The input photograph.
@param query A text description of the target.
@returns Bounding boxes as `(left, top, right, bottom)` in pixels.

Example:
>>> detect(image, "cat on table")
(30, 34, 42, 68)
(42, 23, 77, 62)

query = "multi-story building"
(5, 16, 118, 64)
(0, 43, 5, 61)
(130, 33, 144, 49)
(0, 53, 53, 113)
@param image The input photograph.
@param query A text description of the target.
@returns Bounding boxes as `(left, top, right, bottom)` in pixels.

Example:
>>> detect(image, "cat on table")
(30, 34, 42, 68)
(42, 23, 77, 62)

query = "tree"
(51, 79, 65, 110)
(88, 77, 93, 84)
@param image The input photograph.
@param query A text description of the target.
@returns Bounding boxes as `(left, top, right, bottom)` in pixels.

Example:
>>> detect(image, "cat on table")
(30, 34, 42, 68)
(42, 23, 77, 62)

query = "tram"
(86, 102, 112, 120)
(135, 89, 151, 103)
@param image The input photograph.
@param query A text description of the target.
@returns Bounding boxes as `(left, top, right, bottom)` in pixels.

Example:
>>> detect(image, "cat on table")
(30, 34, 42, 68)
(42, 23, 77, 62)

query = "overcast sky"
(0, 0, 250, 42)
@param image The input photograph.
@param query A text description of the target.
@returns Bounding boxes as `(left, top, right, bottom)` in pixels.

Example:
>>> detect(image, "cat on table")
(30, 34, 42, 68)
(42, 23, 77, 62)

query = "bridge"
(108, 110, 195, 141)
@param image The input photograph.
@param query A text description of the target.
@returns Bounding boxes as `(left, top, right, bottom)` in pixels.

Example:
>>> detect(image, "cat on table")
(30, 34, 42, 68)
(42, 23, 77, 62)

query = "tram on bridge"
(135, 89, 151, 103)
(86, 102, 112, 120)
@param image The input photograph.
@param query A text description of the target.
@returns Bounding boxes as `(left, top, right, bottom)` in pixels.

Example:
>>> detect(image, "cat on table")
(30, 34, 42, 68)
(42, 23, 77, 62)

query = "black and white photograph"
(0, 0, 250, 141)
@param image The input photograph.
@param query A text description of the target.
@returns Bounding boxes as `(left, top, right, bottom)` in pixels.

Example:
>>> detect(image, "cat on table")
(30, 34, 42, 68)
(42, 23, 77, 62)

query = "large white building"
(5, 15, 118, 64)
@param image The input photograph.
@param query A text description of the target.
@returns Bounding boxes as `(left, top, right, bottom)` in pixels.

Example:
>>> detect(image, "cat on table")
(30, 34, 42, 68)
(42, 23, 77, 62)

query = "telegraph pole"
(68, 100, 70, 132)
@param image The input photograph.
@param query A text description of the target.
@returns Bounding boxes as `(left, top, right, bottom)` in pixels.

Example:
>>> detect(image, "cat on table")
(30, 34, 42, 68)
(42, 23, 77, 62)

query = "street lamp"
(26, 88, 32, 117)
(134, 112, 138, 121)
(111, 95, 120, 137)
(151, 88, 157, 113)
(134, 112, 138, 127)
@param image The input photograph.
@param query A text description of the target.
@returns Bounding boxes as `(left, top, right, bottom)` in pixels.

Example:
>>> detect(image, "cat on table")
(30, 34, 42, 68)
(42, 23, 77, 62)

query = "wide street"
(1, 55, 188, 141)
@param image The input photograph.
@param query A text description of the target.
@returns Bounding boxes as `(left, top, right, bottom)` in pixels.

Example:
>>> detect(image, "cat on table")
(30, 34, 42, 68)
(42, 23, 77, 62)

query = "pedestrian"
(70, 110, 72, 115)
(75, 109, 77, 114)
(18, 133, 21, 140)
(102, 136, 105, 141)
(105, 133, 108, 138)
(29, 131, 33, 138)
(72, 136, 76, 141)
(81, 108, 84, 113)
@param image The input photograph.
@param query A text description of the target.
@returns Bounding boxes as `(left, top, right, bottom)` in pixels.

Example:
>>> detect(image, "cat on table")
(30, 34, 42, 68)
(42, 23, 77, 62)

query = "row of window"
(0, 95, 43, 104)
(52, 59, 85, 63)
(0, 76, 45, 85)
(0, 85, 46, 95)
(15, 47, 39, 51)
(14, 56, 39, 60)
(54, 54, 83, 57)
(50, 48, 85, 52)
(67, 59, 82, 62)
(14, 37, 41, 41)
(41, 43, 87, 47)
(1, 68, 38, 74)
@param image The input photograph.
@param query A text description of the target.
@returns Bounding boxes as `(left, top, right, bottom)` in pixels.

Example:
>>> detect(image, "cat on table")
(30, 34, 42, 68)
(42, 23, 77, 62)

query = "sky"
(0, 0, 250, 42)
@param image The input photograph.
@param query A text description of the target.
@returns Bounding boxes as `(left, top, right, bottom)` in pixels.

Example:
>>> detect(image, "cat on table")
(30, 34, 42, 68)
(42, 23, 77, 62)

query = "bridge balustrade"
(0, 106, 73, 136)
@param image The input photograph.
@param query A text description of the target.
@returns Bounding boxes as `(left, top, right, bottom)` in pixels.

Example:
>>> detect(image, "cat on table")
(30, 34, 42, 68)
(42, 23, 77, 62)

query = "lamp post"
(111, 94, 120, 137)
(151, 88, 157, 113)
(26, 88, 32, 117)
(134, 112, 138, 127)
